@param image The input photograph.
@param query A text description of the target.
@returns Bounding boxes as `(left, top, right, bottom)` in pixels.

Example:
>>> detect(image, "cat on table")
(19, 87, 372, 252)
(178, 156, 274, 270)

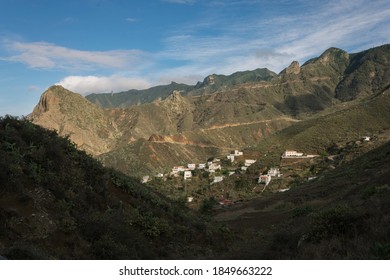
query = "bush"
(199, 197, 217, 214)
(306, 205, 357, 243)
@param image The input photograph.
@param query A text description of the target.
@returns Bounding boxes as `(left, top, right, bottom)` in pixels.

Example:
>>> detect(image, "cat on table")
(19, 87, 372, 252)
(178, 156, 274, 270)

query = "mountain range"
(30, 44, 390, 177)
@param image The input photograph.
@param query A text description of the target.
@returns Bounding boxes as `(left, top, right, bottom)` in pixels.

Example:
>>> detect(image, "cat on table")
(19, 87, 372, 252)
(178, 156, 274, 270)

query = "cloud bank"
(56, 75, 151, 95)
(1, 40, 148, 71)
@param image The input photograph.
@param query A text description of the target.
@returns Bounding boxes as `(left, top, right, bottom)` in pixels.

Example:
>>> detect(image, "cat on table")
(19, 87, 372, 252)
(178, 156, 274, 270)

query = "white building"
(171, 166, 186, 176)
(155, 173, 164, 178)
(172, 166, 186, 173)
(282, 150, 304, 158)
(241, 166, 248, 171)
(232, 150, 243, 156)
(267, 167, 281, 177)
(258, 174, 271, 186)
(184, 170, 192, 180)
(244, 159, 256, 167)
(141, 176, 150, 184)
(198, 163, 206, 169)
(187, 163, 196, 170)
(208, 163, 221, 171)
(213, 176, 224, 184)
(227, 155, 235, 162)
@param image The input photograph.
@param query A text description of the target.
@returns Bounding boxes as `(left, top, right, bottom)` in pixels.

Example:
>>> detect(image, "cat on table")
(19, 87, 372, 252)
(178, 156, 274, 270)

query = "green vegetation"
(0, 116, 231, 259)
(220, 141, 390, 259)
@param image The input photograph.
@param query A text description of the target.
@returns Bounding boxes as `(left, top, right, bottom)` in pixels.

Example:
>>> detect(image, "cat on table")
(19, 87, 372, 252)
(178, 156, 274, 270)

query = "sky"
(0, 0, 389, 116)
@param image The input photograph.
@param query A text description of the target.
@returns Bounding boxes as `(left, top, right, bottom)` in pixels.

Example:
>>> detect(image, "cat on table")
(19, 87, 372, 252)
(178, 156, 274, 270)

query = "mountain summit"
(31, 85, 121, 156)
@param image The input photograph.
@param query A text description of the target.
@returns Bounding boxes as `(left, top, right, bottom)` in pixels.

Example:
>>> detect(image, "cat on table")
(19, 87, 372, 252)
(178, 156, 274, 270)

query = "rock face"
(283, 61, 301, 75)
(31, 86, 121, 156)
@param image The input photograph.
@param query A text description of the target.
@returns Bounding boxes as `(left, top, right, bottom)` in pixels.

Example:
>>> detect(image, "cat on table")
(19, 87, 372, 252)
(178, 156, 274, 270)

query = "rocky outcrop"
(282, 61, 301, 75)
(30, 86, 121, 156)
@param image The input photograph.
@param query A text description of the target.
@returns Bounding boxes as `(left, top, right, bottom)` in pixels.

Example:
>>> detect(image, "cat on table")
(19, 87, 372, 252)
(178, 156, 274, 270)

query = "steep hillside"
(255, 86, 390, 162)
(191, 68, 277, 94)
(30, 86, 121, 156)
(0, 117, 230, 259)
(336, 44, 390, 101)
(86, 82, 194, 108)
(85, 68, 277, 108)
(216, 139, 390, 259)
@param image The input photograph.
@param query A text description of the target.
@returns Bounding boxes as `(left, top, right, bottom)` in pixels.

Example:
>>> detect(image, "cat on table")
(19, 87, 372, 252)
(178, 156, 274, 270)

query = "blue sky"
(0, 0, 389, 116)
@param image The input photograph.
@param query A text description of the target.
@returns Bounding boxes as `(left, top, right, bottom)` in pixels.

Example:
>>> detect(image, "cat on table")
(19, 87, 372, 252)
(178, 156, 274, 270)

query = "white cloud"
(125, 17, 138, 22)
(56, 75, 151, 94)
(28, 85, 41, 93)
(275, 1, 390, 61)
(158, 0, 390, 75)
(162, 0, 195, 4)
(1, 40, 149, 71)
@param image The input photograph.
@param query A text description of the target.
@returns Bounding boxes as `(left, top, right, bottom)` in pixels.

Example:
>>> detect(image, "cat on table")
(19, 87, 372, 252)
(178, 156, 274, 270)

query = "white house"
(282, 150, 304, 158)
(232, 150, 243, 156)
(362, 136, 371, 141)
(258, 174, 271, 186)
(171, 166, 186, 176)
(187, 163, 196, 170)
(208, 163, 221, 171)
(198, 163, 206, 169)
(244, 159, 256, 167)
(241, 166, 248, 171)
(267, 167, 281, 177)
(213, 176, 224, 184)
(141, 176, 150, 184)
(155, 173, 164, 178)
(227, 155, 235, 162)
(184, 170, 192, 180)
(172, 166, 186, 173)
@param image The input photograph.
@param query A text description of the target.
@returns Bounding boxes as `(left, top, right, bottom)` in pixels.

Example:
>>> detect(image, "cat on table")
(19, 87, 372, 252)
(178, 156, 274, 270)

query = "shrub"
(306, 205, 357, 243)
(199, 197, 217, 214)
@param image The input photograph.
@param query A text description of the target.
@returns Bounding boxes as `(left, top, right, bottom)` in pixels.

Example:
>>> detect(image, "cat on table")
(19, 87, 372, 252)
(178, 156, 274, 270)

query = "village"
(140, 135, 374, 209)
(140, 147, 320, 207)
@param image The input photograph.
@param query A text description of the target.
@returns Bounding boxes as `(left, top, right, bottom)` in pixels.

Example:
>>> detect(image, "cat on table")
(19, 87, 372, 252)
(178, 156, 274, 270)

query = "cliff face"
(30, 86, 121, 156)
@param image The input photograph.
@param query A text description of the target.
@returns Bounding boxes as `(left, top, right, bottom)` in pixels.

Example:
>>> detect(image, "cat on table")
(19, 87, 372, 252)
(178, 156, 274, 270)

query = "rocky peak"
(205, 75, 216, 85)
(318, 47, 349, 64)
(169, 90, 183, 101)
(164, 90, 188, 107)
(280, 61, 301, 75)
(32, 85, 85, 116)
(30, 85, 120, 156)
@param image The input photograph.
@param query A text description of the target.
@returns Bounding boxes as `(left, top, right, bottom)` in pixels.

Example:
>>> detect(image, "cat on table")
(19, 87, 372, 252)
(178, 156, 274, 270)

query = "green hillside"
(0, 116, 230, 259)
(255, 88, 390, 164)
(219, 139, 390, 259)
(86, 82, 194, 108)
(85, 68, 277, 108)
(336, 44, 390, 101)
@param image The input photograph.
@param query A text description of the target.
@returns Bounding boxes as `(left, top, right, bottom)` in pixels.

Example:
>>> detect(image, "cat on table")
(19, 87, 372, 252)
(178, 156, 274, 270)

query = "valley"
(1, 44, 389, 259)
